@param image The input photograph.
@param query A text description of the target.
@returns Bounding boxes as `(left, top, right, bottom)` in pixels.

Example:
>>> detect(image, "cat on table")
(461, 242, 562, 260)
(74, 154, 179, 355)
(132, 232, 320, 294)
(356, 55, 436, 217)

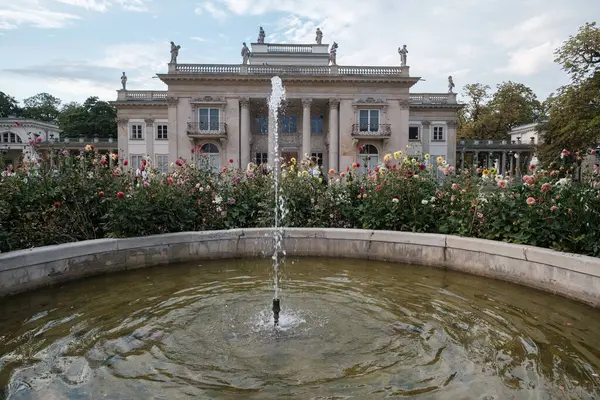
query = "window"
(255, 152, 268, 165)
(157, 125, 168, 140)
(358, 144, 379, 174)
(130, 124, 143, 140)
(432, 126, 445, 141)
(254, 116, 268, 134)
(197, 143, 220, 172)
(199, 108, 220, 131)
(280, 115, 297, 134)
(155, 154, 169, 173)
(359, 110, 379, 132)
(311, 152, 324, 167)
(409, 126, 420, 141)
(130, 154, 144, 170)
(1, 132, 22, 143)
(311, 116, 324, 134)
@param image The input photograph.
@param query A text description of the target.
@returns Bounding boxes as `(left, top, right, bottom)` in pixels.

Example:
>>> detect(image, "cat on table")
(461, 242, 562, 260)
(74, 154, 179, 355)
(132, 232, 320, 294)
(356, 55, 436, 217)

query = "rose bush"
(1, 146, 599, 257)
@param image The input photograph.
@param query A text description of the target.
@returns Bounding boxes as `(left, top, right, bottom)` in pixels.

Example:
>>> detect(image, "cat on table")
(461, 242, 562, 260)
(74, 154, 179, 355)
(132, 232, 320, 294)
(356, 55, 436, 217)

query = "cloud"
(493, 12, 566, 48)
(495, 42, 558, 76)
(190, 36, 208, 42)
(52, 0, 150, 12)
(194, 1, 228, 20)
(0, 4, 81, 29)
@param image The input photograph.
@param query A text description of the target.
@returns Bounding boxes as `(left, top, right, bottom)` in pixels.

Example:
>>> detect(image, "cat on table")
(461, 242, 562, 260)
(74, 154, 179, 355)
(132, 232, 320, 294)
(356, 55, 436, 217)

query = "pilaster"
(421, 121, 431, 155)
(240, 97, 251, 168)
(301, 98, 312, 160)
(446, 120, 457, 166)
(167, 97, 178, 166)
(144, 118, 154, 158)
(117, 118, 129, 162)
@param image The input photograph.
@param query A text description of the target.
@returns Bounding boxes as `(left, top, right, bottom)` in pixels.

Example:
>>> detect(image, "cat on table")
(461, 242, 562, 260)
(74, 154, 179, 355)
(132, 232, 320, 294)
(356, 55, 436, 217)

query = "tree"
(22, 93, 61, 122)
(554, 21, 600, 83)
(57, 96, 117, 138)
(457, 82, 542, 140)
(539, 22, 600, 163)
(0, 91, 22, 118)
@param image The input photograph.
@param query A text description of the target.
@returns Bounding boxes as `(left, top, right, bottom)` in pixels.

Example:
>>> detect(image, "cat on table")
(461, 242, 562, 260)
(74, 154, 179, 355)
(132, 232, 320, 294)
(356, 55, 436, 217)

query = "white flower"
(421, 199, 429, 205)
(392, 198, 399, 203)
(213, 195, 222, 204)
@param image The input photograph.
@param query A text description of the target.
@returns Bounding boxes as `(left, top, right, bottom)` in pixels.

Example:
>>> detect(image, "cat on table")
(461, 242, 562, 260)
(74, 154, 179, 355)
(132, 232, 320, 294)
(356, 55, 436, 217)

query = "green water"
(1, 257, 600, 399)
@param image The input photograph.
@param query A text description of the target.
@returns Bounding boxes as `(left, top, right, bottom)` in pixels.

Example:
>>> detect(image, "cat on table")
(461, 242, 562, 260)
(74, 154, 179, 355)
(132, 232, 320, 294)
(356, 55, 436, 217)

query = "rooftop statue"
(329, 42, 338, 65)
(398, 44, 408, 66)
(315, 28, 323, 44)
(257, 27, 265, 43)
(448, 76, 455, 93)
(121, 72, 127, 90)
(241, 42, 250, 65)
(170, 41, 181, 64)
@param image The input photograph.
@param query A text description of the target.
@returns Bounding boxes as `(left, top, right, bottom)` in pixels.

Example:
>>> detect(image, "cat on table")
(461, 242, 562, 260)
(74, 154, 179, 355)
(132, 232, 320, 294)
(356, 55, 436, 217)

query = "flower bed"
(1, 147, 599, 257)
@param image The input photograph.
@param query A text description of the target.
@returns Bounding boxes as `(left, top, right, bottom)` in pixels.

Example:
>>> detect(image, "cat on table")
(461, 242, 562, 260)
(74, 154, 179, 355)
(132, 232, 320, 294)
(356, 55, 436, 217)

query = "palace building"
(112, 32, 464, 173)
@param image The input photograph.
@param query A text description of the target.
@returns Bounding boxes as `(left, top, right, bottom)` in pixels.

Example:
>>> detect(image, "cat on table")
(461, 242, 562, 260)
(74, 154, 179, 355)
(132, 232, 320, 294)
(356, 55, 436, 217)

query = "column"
(301, 98, 312, 160)
(501, 151, 507, 175)
(145, 118, 154, 158)
(446, 120, 457, 166)
(421, 121, 431, 155)
(460, 150, 465, 170)
(474, 151, 479, 172)
(167, 97, 178, 167)
(328, 99, 340, 172)
(117, 118, 129, 164)
(240, 97, 251, 168)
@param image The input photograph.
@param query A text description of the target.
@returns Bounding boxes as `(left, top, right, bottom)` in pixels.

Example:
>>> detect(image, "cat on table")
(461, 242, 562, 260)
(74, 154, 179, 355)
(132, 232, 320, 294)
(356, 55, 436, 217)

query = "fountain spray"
(268, 76, 286, 325)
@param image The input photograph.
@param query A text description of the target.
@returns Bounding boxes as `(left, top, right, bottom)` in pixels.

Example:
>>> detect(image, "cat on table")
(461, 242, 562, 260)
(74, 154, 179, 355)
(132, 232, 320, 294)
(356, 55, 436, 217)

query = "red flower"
(167, 177, 174, 183)
(197, 143, 202, 148)
(123, 160, 129, 166)
(116, 191, 125, 199)
(98, 191, 104, 197)
(53, 201, 61, 208)
(191, 148, 195, 153)
(221, 167, 227, 173)
(36, 136, 43, 143)
(358, 145, 364, 152)
(229, 158, 234, 164)
(376, 185, 382, 191)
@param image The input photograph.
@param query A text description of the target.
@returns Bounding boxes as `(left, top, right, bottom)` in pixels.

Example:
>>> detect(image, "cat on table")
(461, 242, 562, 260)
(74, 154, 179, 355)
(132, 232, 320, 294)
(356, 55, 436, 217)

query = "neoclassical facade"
(0, 118, 61, 168)
(113, 37, 464, 173)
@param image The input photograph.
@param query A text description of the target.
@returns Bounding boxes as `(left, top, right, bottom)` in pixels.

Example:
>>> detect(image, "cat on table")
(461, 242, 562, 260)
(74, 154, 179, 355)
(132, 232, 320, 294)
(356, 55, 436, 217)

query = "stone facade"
(0, 118, 61, 169)
(112, 41, 464, 173)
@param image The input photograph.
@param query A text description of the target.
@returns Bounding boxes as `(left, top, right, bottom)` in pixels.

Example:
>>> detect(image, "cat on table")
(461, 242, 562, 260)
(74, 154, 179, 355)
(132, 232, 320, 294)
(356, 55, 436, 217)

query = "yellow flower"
(290, 157, 297, 165)
(384, 153, 392, 162)
(302, 170, 309, 177)
(490, 167, 497, 175)
(297, 172, 302, 177)
(393, 151, 402, 160)
(482, 169, 489, 176)
(411, 158, 417, 165)
(318, 178, 323, 183)
(436, 156, 444, 164)
(290, 165, 295, 172)
(170, 162, 174, 167)
(424, 153, 431, 160)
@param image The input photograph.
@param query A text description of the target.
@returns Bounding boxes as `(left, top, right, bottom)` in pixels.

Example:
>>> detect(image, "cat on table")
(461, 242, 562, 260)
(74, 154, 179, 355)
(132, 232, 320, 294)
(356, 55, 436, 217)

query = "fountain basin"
(1, 228, 600, 307)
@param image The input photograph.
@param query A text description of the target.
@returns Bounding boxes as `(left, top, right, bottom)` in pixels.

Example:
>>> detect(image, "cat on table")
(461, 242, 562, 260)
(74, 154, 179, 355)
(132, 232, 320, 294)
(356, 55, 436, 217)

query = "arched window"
(358, 144, 379, 174)
(1, 132, 23, 143)
(198, 143, 220, 172)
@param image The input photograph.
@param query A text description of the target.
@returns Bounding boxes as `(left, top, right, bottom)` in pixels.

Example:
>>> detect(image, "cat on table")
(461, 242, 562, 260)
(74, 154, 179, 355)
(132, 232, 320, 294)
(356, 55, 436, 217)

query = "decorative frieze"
(329, 98, 340, 108)
(301, 98, 313, 108)
(240, 97, 250, 107)
(144, 118, 155, 126)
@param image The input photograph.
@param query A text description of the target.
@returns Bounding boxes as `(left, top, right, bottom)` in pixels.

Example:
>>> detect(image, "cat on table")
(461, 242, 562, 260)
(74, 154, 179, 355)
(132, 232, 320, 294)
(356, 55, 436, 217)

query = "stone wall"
(1, 229, 600, 307)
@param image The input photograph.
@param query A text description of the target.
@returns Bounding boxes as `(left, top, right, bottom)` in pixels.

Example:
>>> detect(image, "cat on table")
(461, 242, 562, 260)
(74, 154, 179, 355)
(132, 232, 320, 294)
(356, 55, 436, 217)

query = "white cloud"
(194, 1, 228, 20)
(52, 0, 149, 12)
(190, 36, 208, 42)
(493, 12, 566, 48)
(0, 4, 80, 29)
(495, 41, 558, 76)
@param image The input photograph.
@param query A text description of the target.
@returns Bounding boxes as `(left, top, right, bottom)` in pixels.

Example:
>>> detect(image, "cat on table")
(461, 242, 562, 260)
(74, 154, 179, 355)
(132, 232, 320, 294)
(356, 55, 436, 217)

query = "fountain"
(268, 76, 286, 326)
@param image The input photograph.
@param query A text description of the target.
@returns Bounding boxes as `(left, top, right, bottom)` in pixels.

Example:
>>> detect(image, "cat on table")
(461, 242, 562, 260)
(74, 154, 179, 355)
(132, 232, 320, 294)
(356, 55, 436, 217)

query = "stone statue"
(170, 41, 181, 64)
(257, 26, 265, 43)
(398, 45, 408, 66)
(121, 72, 127, 90)
(448, 75, 455, 93)
(241, 42, 250, 65)
(329, 42, 338, 66)
(315, 28, 323, 44)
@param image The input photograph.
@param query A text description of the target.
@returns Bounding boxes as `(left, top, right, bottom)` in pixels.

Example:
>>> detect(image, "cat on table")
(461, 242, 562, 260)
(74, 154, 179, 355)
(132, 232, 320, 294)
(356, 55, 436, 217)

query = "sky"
(0, 0, 598, 105)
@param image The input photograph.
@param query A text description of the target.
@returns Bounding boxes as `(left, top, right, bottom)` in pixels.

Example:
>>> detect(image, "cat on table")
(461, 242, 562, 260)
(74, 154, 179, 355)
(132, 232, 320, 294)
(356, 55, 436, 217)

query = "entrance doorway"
(281, 151, 298, 165)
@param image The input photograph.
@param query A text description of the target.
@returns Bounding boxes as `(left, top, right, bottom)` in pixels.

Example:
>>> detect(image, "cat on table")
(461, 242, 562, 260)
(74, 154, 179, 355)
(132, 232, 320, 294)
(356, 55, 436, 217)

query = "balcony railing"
(187, 122, 227, 136)
(124, 91, 168, 100)
(351, 124, 392, 137)
(410, 93, 457, 104)
(175, 64, 408, 77)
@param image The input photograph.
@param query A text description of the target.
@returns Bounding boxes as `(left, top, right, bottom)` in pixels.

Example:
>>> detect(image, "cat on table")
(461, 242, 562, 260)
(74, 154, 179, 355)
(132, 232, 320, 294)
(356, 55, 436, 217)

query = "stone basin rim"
(0, 228, 599, 308)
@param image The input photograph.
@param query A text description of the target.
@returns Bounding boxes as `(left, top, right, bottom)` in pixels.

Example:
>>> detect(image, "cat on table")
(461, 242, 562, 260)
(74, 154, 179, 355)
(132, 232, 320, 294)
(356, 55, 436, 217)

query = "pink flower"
(526, 197, 536, 206)
(451, 195, 456, 202)
(116, 191, 125, 199)
(36, 136, 43, 143)
(541, 183, 552, 193)
(167, 177, 174, 183)
(551, 205, 558, 212)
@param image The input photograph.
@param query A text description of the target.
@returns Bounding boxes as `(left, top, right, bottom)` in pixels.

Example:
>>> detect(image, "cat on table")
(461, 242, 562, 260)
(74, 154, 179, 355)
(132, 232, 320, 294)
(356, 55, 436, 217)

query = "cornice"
(156, 74, 421, 86)
(409, 104, 465, 110)
(110, 101, 168, 108)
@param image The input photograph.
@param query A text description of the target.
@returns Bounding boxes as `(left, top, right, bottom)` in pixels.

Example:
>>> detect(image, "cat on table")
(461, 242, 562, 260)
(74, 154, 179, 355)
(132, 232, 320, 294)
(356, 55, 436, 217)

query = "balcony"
(173, 64, 409, 77)
(410, 93, 458, 105)
(116, 90, 168, 101)
(351, 124, 392, 138)
(187, 122, 227, 138)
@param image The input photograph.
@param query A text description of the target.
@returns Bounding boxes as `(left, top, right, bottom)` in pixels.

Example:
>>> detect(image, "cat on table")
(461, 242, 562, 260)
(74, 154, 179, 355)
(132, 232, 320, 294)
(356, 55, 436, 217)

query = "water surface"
(1, 257, 600, 399)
